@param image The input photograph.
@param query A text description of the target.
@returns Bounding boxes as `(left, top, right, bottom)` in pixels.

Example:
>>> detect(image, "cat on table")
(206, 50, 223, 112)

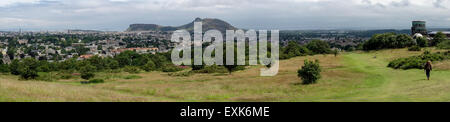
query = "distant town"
(1, 18, 450, 65)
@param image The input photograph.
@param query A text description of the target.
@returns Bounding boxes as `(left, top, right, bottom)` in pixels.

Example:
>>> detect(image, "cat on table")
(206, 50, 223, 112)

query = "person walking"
(424, 60, 433, 80)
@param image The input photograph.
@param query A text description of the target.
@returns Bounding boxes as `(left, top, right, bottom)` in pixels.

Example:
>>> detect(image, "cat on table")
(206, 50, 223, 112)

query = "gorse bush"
(437, 40, 450, 49)
(162, 64, 184, 72)
(88, 79, 104, 84)
(388, 51, 450, 70)
(408, 45, 421, 51)
(297, 59, 322, 85)
(124, 66, 141, 74)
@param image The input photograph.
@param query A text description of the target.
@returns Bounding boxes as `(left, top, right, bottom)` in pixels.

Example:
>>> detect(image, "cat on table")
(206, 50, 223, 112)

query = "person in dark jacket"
(424, 60, 432, 80)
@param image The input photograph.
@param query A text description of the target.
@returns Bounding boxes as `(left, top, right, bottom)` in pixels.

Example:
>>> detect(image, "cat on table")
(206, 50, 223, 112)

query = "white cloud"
(0, 0, 450, 31)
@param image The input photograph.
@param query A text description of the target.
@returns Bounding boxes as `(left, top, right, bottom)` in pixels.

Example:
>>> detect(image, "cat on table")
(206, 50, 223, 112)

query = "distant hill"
(126, 18, 237, 33)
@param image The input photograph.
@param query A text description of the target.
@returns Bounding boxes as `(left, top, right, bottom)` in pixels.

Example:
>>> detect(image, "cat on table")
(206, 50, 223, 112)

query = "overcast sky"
(0, 0, 449, 31)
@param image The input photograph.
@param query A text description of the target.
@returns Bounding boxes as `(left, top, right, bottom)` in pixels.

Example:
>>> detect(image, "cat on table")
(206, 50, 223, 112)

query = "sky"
(0, 0, 449, 31)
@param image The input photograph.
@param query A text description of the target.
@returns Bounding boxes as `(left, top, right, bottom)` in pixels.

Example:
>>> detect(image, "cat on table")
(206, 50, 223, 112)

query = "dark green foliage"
(306, 40, 331, 54)
(141, 60, 156, 72)
(408, 46, 421, 51)
(86, 55, 106, 71)
(124, 66, 141, 74)
(416, 37, 428, 47)
(280, 41, 311, 59)
(333, 49, 339, 57)
(437, 40, 450, 49)
(388, 51, 450, 70)
(88, 79, 104, 84)
(9, 59, 20, 75)
(363, 33, 415, 50)
(162, 64, 183, 72)
(80, 63, 96, 80)
(18, 58, 39, 80)
(432, 32, 448, 46)
(104, 57, 120, 70)
(297, 60, 322, 85)
(192, 65, 228, 73)
(114, 50, 140, 67)
(59, 73, 72, 79)
(0, 64, 9, 73)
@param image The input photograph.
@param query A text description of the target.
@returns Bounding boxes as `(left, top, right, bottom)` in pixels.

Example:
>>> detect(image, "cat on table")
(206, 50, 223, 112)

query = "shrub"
(363, 33, 415, 50)
(416, 37, 428, 47)
(437, 40, 450, 49)
(408, 46, 421, 51)
(162, 64, 183, 72)
(18, 58, 39, 80)
(80, 64, 96, 80)
(36, 72, 58, 81)
(432, 32, 448, 46)
(124, 66, 141, 74)
(141, 60, 156, 72)
(123, 75, 142, 79)
(168, 71, 193, 77)
(388, 51, 450, 70)
(59, 73, 72, 79)
(0, 64, 9, 73)
(88, 79, 104, 84)
(297, 60, 322, 84)
(192, 65, 228, 73)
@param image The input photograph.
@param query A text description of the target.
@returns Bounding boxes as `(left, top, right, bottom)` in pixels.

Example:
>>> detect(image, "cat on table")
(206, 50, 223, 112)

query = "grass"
(0, 48, 449, 102)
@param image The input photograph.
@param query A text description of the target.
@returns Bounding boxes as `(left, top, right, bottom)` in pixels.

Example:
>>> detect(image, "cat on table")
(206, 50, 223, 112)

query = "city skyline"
(1, 0, 450, 31)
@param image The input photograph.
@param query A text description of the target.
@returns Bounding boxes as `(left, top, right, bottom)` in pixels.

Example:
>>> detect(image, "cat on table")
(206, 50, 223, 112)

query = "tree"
(9, 59, 20, 75)
(297, 59, 321, 84)
(333, 49, 339, 57)
(306, 40, 331, 54)
(114, 50, 139, 67)
(416, 37, 428, 47)
(432, 32, 448, 46)
(18, 58, 39, 80)
(105, 57, 119, 70)
(80, 64, 96, 80)
(281, 41, 311, 59)
(87, 55, 105, 71)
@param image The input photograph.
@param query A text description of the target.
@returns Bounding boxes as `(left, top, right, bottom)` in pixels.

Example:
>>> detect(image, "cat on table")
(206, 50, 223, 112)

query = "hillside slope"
(1, 48, 449, 102)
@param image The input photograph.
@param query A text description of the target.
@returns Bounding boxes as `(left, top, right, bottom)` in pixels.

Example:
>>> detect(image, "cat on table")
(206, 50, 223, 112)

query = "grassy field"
(0, 48, 449, 102)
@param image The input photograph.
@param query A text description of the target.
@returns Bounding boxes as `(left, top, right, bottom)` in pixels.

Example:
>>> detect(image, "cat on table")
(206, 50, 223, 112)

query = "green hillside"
(0, 48, 449, 102)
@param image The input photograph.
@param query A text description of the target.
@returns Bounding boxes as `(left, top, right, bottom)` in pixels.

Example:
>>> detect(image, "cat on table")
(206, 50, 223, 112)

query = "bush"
(162, 64, 184, 72)
(80, 64, 96, 80)
(123, 75, 142, 79)
(416, 37, 428, 47)
(192, 65, 228, 73)
(297, 60, 321, 84)
(408, 46, 421, 51)
(0, 64, 9, 73)
(168, 71, 194, 77)
(432, 32, 448, 46)
(89, 79, 104, 84)
(437, 40, 450, 49)
(141, 60, 156, 72)
(59, 73, 72, 79)
(388, 51, 450, 70)
(124, 66, 141, 74)
(36, 72, 58, 81)
(363, 33, 415, 50)
(18, 58, 39, 80)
